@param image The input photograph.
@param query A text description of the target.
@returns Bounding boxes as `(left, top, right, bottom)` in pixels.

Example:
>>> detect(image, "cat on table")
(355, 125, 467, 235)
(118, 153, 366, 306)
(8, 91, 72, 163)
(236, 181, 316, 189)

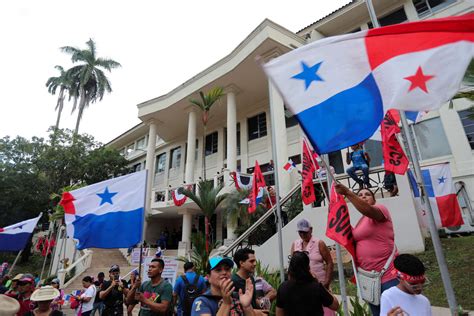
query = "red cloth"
(302, 140, 316, 205)
(248, 161, 266, 214)
(381, 110, 409, 174)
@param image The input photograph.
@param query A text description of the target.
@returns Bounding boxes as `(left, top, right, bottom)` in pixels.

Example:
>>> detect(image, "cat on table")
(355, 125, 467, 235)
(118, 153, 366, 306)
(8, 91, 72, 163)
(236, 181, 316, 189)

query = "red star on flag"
(404, 66, 435, 93)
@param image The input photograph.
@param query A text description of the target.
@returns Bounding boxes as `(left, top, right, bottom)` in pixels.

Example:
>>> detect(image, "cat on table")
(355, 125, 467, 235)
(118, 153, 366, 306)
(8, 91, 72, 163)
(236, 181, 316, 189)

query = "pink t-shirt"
(352, 203, 397, 283)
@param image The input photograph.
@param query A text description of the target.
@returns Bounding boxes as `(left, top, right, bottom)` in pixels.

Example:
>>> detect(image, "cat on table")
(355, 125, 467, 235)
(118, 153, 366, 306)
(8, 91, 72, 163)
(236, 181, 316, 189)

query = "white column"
(144, 120, 157, 242)
(216, 128, 225, 170)
(403, 1, 420, 21)
(268, 81, 291, 196)
(185, 110, 197, 184)
(240, 119, 249, 172)
(178, 210, 193, 257)
(226, 91, 237, 173)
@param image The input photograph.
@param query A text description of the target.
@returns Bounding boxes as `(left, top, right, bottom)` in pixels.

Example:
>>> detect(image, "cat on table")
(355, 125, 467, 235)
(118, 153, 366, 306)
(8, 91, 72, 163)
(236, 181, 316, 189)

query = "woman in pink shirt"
(335, 184, 398, 316)
(290, 218, 335, 316)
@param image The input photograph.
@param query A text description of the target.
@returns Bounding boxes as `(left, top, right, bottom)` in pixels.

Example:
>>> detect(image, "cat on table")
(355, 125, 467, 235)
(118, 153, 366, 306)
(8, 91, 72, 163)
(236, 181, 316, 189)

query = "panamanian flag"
(60, 171, 147, 250)
(408, 163, 463, 228)
(263, 14, 474, 154)
(0, 213, 42, 251)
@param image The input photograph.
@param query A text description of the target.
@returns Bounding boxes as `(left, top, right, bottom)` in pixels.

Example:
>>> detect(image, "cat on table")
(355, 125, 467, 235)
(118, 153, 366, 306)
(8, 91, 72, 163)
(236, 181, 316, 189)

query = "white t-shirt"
(79, 284, 96, 313)
(380, 286, 431, 316)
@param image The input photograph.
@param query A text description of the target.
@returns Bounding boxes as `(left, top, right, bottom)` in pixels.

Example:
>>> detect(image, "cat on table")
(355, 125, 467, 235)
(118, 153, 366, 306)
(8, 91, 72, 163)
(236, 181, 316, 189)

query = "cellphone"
(114, 275, 120, 281)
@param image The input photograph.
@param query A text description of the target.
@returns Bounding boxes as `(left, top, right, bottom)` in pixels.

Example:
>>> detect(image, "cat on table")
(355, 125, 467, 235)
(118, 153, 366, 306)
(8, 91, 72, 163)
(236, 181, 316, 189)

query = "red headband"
(394, 270, 425, 283)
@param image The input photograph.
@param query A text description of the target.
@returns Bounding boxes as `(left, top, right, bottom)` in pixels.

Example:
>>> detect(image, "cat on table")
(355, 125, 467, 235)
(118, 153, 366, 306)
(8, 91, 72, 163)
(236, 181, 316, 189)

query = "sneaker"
(366, 182, 372, 188)
(358, 183, 364, 190)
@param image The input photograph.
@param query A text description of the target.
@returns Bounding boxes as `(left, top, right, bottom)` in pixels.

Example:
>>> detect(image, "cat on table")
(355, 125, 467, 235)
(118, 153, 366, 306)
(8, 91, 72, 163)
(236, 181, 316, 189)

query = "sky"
(0, 0, 350, 144)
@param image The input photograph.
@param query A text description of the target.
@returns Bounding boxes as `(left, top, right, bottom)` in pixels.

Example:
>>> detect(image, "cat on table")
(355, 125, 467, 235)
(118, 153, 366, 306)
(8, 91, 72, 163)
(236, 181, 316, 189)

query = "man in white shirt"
(380, 254, 431, 316)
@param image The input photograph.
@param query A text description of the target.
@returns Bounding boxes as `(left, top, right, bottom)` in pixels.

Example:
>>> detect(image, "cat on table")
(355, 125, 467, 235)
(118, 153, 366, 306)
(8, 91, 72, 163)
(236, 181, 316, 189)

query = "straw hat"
(30, 286, 60, 302)
(0, 294, 20, 316)
(12, 273, 23, 281)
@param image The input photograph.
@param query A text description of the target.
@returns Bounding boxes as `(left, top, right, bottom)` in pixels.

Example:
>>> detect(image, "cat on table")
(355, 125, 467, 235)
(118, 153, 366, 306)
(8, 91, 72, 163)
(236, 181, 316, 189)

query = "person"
(0, 294, 20, 316)
(126, 271, 139, 316)
(276, 251, 339, 316)
(383, 171, 398, 197)
(13, 274, 36, 315)
(74, 276, 96, 316)
(381, 254, 431, 316)
(91, 272, 105, 316)
(5, 274, 23, 296)
(49, 279, 64, 311)
(173, 262, 206, 316)
(290, 218, 334, 316)
(264, 186, 276, 210)
(335, 184, 398, 316)
(253, 276, 275, 311)
(191, 256, 257, 316)
(231, 248, 257, 309)
(127, 258, 173, 316)
(99, 265, 129, 316)
(346, 144, 371, 189)
(25, 285, 63, 316)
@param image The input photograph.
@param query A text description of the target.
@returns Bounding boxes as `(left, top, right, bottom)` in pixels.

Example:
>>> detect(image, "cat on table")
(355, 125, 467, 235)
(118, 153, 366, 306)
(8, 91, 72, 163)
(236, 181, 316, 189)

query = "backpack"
(181, 274, 201, 316)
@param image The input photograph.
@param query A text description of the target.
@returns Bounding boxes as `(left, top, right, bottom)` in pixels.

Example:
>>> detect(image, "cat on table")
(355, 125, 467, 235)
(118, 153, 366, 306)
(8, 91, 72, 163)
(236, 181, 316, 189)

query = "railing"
(58, 249, 93, 288)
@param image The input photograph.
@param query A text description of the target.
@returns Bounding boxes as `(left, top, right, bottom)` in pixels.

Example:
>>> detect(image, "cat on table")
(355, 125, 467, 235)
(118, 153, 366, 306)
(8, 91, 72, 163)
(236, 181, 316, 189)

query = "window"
(155, 153, 166, 173)
(288, 154, 301, 165)
(205, 132, 218, 156)
(459, 109, 474, 149)
(413, 0, 456, 18)
(411, 117, 452, 160)
(170, 147, 181, 169)
(224, 123, 241, 159)
(328, 151, 344, 174)
(126, 144, 135, 155)
(133, 163, 142, 172)
(364, 140, 383, 167)
(248, 113, 267, 141)
(368, 7, 407, 28)
(136, 137, 147, 150)
(284, 106, 299, 128)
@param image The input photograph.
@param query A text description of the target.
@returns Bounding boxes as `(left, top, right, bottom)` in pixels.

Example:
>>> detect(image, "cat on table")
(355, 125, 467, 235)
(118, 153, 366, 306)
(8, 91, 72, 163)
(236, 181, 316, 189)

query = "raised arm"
(334, 184, 385, 221)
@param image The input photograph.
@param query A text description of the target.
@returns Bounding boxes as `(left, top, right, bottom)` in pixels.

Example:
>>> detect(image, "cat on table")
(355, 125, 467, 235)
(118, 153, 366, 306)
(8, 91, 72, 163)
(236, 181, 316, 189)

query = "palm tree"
(182, 180, 228, 253)
(45, 66, 72, 141)
(60, 39, 121, 135)
(189, 87, 224, 180)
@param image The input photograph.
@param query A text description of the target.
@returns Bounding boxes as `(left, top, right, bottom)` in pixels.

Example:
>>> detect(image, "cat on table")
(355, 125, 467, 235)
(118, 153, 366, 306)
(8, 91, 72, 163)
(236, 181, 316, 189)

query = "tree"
(60, 39, 121, 135)
(45, 65, 74, 142)
(182, 180, 228, 253)
(189, 87, 224, 180)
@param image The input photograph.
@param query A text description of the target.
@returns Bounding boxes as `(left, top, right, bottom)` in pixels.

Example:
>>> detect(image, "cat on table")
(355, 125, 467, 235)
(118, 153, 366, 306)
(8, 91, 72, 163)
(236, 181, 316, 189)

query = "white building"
(107, 0, 474, 267)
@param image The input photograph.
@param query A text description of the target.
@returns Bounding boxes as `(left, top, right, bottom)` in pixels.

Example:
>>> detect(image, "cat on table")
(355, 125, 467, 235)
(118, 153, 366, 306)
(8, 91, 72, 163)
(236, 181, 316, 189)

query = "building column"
(144, 120, 157, 242)
(226, 91, 238, 173)
(178, 210, 193, 257)
(185, 110, 197, 184)
(268, 81, 291, 197)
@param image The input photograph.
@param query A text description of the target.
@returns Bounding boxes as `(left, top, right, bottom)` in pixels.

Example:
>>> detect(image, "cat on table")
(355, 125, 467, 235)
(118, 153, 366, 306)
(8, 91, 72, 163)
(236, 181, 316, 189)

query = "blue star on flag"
(97, 187, 118, 206)
(438, 176, 447, 184)
(292, 61, 324, 90)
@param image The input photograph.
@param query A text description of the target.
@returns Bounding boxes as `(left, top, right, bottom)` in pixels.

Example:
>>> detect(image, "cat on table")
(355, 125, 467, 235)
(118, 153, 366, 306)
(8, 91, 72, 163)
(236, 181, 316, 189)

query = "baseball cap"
(19, 275, 34, 284)
(296, 218, 312, 232)
(209, 256, 234, 270)
(109, 264, 120, 272)
(51, 278, 60, 285)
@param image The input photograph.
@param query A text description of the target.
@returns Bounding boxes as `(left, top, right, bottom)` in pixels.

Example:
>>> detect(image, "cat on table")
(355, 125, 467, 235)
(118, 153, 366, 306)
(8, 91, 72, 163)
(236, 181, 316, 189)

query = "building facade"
(107, 0, 474, 261)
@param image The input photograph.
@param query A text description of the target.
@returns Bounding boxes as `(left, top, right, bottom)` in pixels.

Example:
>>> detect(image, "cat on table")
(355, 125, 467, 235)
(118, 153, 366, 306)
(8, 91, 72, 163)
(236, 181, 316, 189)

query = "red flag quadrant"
(302, 139, 316, 205)
(381, 110, 409, 174)
(248, 161, 266, 214)
(326, 184, 356, 258)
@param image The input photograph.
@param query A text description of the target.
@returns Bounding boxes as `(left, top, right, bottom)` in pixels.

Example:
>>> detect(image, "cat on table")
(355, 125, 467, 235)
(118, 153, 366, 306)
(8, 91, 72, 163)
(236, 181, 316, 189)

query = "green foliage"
(177, 233, 219, 276)
(182, 180, 228, 219)
(283, 189, 303, 222)
(0, 129, 129, 227)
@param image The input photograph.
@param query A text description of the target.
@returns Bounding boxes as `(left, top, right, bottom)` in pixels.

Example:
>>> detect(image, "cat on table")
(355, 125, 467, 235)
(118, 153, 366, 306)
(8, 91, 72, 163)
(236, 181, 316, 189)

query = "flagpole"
(365, 1, 458, 314)
(268, 83, 287, 283)
(139, 170, 149, 280)
(323, 154, 349, 316)
(8, 250, 23, 277)
(39, 223, 54, 282)
(303, 138, 330, 204)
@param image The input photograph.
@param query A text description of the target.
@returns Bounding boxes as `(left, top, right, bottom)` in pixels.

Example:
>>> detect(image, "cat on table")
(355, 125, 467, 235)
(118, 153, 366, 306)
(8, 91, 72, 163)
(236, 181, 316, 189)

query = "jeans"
(91, 302, 104, 316)
(347, 164, 370, 185)
(368, 278, 399, 316)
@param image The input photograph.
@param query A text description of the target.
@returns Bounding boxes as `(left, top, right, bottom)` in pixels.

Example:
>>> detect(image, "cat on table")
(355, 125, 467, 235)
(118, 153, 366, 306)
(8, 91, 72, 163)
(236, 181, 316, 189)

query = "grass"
(332, 235, 474, 311)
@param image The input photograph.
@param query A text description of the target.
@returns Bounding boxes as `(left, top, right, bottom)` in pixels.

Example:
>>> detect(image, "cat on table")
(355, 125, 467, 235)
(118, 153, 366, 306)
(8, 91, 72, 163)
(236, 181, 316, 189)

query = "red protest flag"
(248, 161, 266, 214)
(381, 111, 409, 175)
(326, 184, 356, 258)
(302, 139, 316, 205)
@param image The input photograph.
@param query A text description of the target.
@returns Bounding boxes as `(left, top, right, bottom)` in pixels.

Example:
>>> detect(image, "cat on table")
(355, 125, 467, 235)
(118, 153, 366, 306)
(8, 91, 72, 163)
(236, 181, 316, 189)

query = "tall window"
(224, 123, 241, 158)
(328, 151, 344, 174)
(205, 132, 218, 156)
(133, 163, 142, 172)
(136, 137, 147, 150)
(155, 153, 166, 173)
(368, 7, 407, 28)
(169, 147, 181, 169)
(364, 140, 383, 167)
(409, 118, 452, 160)
(459, 109, 474, 149)
(413, 0, 456, 18)
(248, 113, 267, 141)
(284, 106, 299, 128)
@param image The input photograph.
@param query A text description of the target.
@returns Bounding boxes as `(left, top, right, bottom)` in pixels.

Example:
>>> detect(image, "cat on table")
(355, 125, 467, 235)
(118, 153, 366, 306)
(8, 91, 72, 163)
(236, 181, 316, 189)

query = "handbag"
(356, 246, 396, 306)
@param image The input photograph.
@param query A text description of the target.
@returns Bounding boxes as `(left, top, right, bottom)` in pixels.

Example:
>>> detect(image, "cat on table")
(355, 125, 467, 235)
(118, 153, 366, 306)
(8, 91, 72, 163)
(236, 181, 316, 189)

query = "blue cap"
(209, 256, 234, 270)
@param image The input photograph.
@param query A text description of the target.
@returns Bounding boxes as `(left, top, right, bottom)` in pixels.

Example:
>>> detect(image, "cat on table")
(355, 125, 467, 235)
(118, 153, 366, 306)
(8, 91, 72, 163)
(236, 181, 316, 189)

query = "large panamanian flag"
(0, 213, 42, 251)
(59, 170, 147, 250)
(263, 14, 474, 154)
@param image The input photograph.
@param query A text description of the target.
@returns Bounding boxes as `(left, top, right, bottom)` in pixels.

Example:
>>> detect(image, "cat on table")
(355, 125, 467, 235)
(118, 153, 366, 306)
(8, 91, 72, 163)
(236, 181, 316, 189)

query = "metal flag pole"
(321, 155, 349, 316)
(39, 224, 54, 282)
(8, 250, 23, 277)
(269, 83, 287, 283)
(365, 1, 458, 314)
(139, 170, 150, 280)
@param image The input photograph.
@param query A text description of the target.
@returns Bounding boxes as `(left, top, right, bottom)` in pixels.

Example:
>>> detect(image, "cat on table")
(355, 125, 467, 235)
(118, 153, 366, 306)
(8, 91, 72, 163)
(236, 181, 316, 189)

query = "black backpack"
(181, 274, 201, 316)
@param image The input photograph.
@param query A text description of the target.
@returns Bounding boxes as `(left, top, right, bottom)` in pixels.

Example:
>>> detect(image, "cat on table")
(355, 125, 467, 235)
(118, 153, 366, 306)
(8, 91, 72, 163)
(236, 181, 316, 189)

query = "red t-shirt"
(352, 203, 397, 283)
